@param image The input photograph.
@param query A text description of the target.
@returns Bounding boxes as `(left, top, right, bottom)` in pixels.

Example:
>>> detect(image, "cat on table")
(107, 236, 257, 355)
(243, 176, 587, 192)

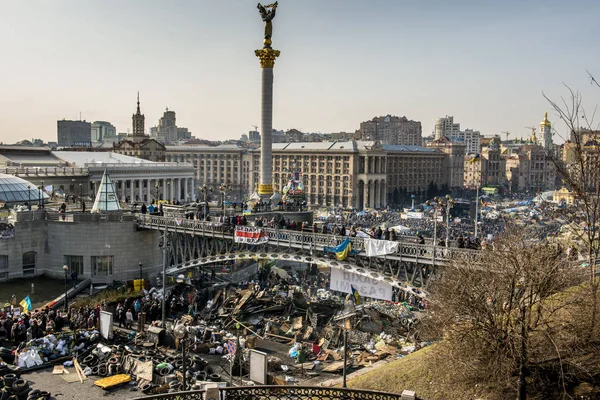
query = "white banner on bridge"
(234, 226, 269, 244)
(329, 268, 393, 301)
(364, 239, 399, 257)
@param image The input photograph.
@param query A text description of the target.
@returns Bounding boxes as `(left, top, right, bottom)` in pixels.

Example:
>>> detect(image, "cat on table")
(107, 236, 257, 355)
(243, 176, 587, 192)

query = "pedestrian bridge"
(136, 214, 479, 290)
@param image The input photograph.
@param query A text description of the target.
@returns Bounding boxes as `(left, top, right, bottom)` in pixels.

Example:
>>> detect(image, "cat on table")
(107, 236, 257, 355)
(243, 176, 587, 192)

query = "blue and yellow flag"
(19, 296, 32, 313)
(469, 154, 481, 164)
(324, 237, 354, 261)
(351, 285, 362, 305)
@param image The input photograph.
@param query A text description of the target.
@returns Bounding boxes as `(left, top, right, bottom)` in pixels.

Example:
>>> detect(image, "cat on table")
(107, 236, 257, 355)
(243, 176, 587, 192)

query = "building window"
(0, 255, 7, 280)
(91, 256, 113, 277)
(65, 255, 84, 276)
(23, 251, 36, 276)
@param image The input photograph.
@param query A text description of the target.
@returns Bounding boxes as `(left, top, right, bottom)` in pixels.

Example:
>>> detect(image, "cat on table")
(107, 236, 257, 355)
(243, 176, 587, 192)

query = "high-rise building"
(157, 108, 177, 143)
(57, 120, 92, 147)
(358, 115, 422, 146)
(434, 116, 481, 155)
(177, 127, 192, 141)
(91, 121, 116, 143)
(434, 116, 460, 140)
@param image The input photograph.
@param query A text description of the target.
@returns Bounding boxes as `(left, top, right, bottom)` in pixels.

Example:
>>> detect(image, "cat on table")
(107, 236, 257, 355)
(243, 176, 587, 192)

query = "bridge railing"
(134, 386, 411, 400)
(136, 214, 479, 263)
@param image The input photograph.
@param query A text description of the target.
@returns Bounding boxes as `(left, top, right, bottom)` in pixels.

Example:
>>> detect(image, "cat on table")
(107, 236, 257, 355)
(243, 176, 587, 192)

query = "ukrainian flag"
(19, 296, 32, 313)
(351, 285, 362, 305)
(324, 237, 353, 261)
(469, 154, 481, 164)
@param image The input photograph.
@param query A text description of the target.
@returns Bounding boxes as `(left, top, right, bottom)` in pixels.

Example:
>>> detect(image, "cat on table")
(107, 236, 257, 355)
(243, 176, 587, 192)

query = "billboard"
(329, 267, 393, 301)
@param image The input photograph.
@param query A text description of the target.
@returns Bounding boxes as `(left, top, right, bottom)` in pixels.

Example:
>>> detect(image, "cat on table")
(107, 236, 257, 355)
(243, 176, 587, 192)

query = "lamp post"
(173, 323, 188, 390)
(63, 265, 69, 312)
(138, 262, 143, 283)
(27, 185, 31, 210)
(219, 183, 232, 217)
(444, 194, 454, 247)
(161, 230, 167, 328)
(40, 180, 44, 208)
(200, 185, 212, 221)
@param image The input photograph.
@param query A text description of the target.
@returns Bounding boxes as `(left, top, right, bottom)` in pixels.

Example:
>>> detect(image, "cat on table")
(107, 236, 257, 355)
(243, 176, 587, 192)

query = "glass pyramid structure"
(91, 170, 121, 212)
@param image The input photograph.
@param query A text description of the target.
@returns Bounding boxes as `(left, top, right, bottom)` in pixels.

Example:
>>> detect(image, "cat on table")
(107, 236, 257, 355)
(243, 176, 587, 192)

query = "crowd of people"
(0, 305, 102, 348)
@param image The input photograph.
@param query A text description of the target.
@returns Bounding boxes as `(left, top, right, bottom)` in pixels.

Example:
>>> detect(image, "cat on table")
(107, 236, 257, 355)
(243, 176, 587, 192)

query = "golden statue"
(257, 2, 278, 48)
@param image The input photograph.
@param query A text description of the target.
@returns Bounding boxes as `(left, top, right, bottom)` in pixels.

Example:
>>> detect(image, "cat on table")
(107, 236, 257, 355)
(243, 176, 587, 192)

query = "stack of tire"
(0, 372, 50, 400)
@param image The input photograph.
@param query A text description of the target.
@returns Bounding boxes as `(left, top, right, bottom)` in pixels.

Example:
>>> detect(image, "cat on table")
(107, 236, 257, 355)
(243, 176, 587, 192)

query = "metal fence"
(134, 386, 409, 400)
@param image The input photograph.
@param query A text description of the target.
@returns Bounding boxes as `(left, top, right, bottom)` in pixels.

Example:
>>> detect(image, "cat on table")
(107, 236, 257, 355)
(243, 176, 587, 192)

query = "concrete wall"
(0, 214, 162, 284)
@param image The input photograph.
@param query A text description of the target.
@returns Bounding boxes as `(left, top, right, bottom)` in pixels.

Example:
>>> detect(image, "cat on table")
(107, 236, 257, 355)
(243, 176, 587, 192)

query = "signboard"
(329, 268, 393, 301)
(249, 350, 268, 384)
(406, 212, 423, 220)
(234, 226, 269, 244)
(99, 311, 114, 340)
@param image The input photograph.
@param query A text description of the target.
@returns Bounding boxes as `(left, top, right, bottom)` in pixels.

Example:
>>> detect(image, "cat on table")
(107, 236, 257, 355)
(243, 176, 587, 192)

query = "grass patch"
(347, 344, 502, 400)
(71, 288, 143, 309)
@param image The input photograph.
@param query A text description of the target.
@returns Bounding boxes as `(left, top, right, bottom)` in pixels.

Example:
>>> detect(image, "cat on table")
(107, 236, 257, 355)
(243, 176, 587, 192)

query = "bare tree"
(424, 229, 585, 399)
(543, 76, 600, 338)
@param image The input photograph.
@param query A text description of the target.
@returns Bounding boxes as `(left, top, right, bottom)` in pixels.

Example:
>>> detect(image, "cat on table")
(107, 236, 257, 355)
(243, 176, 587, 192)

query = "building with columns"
(165, 144, 250, 201)
(53, 152, 195, 204)
(249, 141, 447, 209)
(0, 145, 195, 205)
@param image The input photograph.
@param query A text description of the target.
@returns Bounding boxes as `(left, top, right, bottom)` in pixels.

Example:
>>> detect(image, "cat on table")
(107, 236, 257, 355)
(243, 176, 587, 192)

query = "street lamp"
(219, 183, 232, 217)
(138, 262, 143, 283)
(27, 185, 31, 210)
(444, 194, 454, 247)
(173, 323, 189, 390)
(199, 185, 212, 221)
(63, 265, 69, 312)
(39, 180, 44, 208)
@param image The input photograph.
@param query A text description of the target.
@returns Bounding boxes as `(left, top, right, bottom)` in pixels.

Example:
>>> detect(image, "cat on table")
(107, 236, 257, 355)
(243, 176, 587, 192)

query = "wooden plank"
(232, 290, 253, 315)
(72, 358, 84, 383)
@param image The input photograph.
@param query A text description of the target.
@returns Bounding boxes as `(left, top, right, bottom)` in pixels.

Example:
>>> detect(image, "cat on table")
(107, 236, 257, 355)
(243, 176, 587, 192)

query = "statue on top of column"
(257, 2, 278, 48)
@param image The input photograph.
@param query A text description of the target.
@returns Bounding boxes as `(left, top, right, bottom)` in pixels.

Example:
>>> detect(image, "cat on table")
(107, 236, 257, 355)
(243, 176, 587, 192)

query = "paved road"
(25, 369, 141, 400)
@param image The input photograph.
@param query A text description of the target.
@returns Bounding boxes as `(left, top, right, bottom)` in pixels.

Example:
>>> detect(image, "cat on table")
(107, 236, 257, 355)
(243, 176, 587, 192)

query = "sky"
(1, 0, 599, 144)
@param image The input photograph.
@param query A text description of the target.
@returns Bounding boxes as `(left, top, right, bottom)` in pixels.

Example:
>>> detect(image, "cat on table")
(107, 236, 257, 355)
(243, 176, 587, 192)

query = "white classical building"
(52, 152, 195, 203)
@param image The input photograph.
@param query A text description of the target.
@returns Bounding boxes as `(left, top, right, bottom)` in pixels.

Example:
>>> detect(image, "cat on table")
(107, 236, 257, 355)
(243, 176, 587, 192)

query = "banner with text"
(234, 226, 269, 244)
(329, 267, 393, 301)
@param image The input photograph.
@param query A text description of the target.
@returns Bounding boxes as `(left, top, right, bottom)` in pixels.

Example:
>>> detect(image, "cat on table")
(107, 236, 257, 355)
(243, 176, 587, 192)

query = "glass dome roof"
(0, 173, 50, 204)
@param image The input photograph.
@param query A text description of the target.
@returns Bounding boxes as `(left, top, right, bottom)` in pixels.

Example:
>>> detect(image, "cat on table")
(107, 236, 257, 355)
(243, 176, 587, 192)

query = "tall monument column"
(255, 2, 280, 197)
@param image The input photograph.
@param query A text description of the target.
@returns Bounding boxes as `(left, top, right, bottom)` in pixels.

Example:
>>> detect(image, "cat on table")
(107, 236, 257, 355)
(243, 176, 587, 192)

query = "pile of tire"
(0, 373, 50, 400)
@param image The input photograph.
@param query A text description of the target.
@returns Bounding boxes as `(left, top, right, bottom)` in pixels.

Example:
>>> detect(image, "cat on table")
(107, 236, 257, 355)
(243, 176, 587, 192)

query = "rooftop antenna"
(251, 125, 258, 131)
(79, 112, 82, 121)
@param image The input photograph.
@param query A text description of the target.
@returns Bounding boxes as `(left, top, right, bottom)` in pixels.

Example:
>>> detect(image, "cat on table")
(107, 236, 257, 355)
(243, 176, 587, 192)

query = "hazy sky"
(1, 0, 599, 144)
